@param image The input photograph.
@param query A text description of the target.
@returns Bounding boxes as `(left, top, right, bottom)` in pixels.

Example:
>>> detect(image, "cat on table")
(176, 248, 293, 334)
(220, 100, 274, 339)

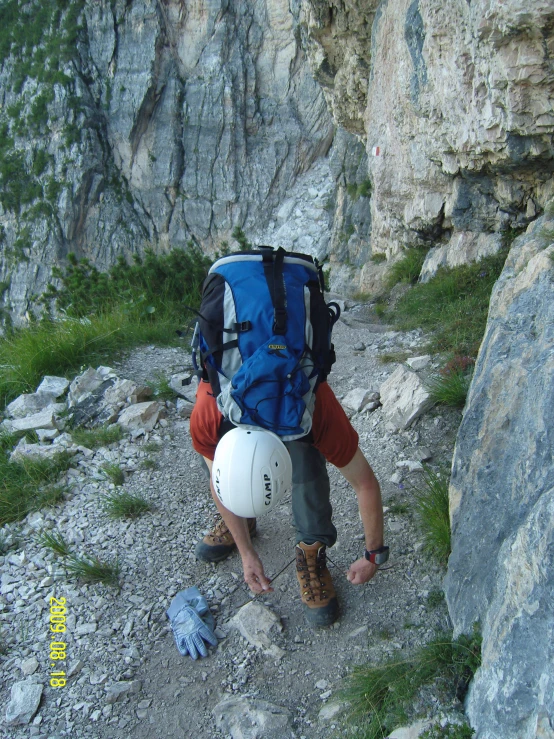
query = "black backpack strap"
(262, 247, 287, 335)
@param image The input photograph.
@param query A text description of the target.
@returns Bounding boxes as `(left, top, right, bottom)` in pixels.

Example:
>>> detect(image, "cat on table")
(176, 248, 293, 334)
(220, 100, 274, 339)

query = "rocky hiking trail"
(1, 299, 463, 738)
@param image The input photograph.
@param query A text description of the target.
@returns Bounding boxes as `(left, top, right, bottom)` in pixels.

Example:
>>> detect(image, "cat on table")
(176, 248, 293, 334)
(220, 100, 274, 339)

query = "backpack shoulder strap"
(261, 247, 287, 335)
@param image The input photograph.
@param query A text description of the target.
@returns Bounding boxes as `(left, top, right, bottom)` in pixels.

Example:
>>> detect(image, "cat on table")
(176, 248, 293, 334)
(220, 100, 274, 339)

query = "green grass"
(387, 500, 410, 515)
(102, 491, 153, 518)
(413, 468, 451, 566)
(342, 629, 481, 739)
(427, 588, 445, 609)
(0, 440, 73, 525)
(421, 722, 474, 738)
(147, 372, 177, 401)
(140, 458, 157, 470)
(388, 250, 508, 358)
(0, 245, 209, 407)
(38, 525, 121, 586)
(101, 463, 125, 486)
(65, 553, 121, 587)
(142, 441, 161, 453)
(38, 528, 72, 557)
(70, 425, 124, 449)
(379, 351, 410, 364)
(385, 247, 429, 288)
(426, 370, 472, 408)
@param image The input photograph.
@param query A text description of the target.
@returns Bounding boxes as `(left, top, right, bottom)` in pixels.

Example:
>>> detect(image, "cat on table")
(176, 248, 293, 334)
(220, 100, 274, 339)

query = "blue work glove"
(166, 586, 217, 659)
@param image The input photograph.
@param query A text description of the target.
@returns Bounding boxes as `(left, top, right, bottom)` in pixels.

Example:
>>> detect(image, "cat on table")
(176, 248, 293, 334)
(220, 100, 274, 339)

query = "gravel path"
(0, 300, 462, 738)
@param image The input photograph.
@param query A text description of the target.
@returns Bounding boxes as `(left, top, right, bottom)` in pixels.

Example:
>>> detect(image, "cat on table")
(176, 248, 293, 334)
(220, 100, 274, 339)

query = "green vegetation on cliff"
(0, 246, 210, 406)
(0, 0, 86, 236)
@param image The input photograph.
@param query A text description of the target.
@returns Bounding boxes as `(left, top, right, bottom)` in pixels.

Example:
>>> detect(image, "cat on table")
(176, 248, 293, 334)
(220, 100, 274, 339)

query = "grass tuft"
(385, 247, 429, 288)
(71, 425, 124, 449)
(102, 491, 153, 519)
(65, 553, 121, 587)
(413, 467, 451, 566)
(342, 629, 481, 739)
(426, 370, 472, 408)
(0, 449, 72, 525)
(101, 463, 125, 486)
(421, 722, 474, 738)
(147, 372, 177, 401)
(38, 528, 71, 557)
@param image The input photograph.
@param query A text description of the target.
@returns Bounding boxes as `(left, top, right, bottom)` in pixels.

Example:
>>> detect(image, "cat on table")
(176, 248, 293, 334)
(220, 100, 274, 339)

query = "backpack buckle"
(273, 308, 287, 334)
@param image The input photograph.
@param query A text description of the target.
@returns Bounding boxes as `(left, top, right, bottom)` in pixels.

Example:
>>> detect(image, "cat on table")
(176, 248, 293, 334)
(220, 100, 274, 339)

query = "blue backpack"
(192, 247, 340, 441)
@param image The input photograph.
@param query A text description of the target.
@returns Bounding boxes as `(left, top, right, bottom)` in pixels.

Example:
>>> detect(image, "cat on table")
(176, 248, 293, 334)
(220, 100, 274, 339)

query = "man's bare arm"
(338, 447, 384, 585)
(202, 457, 273, 594)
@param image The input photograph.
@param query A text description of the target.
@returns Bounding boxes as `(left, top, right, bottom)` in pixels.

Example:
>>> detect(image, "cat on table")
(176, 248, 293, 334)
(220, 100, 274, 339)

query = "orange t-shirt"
(190, 380, 358, 468)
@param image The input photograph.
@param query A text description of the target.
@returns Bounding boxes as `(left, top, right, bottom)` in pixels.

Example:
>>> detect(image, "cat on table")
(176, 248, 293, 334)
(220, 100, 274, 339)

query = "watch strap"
(364, 545, 389, 565)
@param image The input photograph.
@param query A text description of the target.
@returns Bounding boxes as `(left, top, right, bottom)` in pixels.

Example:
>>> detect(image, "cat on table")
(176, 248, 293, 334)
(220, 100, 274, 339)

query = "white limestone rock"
(5, 392, 58, 419)
(5, 680, 43, 725)
(379, 367, 434, 430)
(68, 367, 105, 407)
(169, 373, 197, 400)
(420, 232, 504, 283)
(388, 720, 431, 738)
(231, 601, 284, 658)
(8, 409, 59, 432)
(213, 697, 294, 739)
(36, 376, 70, 397)
(117, 402, 160, 434)
(406, 355, 431, 371)
(342, 388, 379, 413)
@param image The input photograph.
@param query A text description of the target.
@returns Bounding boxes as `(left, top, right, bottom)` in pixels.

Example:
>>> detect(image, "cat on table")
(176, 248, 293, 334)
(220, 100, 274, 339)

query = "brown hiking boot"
(194, 516, 256, 563)
(295, 541, 339, 628)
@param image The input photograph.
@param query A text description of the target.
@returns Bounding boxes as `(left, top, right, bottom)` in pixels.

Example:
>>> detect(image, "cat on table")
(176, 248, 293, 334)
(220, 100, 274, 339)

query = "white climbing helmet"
(212, 427, 293, 517)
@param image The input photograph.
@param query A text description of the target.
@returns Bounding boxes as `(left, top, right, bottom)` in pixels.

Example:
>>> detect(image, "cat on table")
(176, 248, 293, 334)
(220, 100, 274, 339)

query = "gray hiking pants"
(285, 441, 337, 548)
(199, 442, 337, 548)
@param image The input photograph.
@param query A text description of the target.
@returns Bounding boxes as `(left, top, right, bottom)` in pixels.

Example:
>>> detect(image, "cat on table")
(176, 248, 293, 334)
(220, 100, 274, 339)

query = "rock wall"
(0, 0, 351, 320)
(444, 212, 554, 739)
(299, 0, 554, 289)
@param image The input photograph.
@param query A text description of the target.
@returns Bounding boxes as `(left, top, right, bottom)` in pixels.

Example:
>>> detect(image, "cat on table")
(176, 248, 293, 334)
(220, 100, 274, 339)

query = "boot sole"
(194, 526, 257, 563)
(301, 597, 339, 628)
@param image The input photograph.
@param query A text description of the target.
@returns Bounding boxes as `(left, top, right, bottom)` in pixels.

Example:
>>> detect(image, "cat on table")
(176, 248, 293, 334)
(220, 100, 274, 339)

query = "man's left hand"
(346, 557, 378, 585)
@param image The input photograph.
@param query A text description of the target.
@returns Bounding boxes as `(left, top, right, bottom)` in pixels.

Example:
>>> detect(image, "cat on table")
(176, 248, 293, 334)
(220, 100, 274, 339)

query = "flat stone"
(389, 719, 431, 738)
(342, 388, 379, 413)
(406, 355, 431, 371)
(36, 376, 70, 398)
(213, 697, 294, 738)
(105, 680, 142, 704)
(5, 680, 43, 725)
(6, 393, 58, 419)
(231, 601, 284, 658)
(20, 658, 39, 676)
(9, 410, 58, 432)
(117, 402, 160, 433)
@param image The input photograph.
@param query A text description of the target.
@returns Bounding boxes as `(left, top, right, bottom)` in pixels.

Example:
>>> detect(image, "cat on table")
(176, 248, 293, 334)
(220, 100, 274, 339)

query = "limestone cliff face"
(445, 214, 554, 739)
(299, 0, 554, 290)
(0, 0, 343, 319)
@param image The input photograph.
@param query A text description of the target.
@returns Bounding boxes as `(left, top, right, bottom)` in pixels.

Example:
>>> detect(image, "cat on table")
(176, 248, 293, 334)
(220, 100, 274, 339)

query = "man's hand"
(242, 551, 274, 594)
(347, 557, 378, 585)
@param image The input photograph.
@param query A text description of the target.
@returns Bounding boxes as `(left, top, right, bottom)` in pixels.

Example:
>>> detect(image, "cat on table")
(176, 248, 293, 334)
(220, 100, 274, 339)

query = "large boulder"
(445, 215, 554, 739)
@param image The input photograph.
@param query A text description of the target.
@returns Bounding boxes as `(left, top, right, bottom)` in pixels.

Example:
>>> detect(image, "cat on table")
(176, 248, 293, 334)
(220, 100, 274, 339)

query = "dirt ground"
(1, 299, 461, 738)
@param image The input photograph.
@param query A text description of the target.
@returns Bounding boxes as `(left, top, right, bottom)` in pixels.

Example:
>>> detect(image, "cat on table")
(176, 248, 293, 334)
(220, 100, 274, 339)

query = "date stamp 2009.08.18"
(48, 597, 68, 688)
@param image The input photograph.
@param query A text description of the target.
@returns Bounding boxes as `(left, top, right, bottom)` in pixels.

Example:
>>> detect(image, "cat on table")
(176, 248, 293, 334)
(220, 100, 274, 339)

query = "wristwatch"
(364, 545, 390, 565)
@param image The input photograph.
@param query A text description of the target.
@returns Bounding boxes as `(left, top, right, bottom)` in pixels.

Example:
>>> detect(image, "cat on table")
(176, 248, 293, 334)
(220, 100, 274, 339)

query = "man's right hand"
(241, 550, 273, 594)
